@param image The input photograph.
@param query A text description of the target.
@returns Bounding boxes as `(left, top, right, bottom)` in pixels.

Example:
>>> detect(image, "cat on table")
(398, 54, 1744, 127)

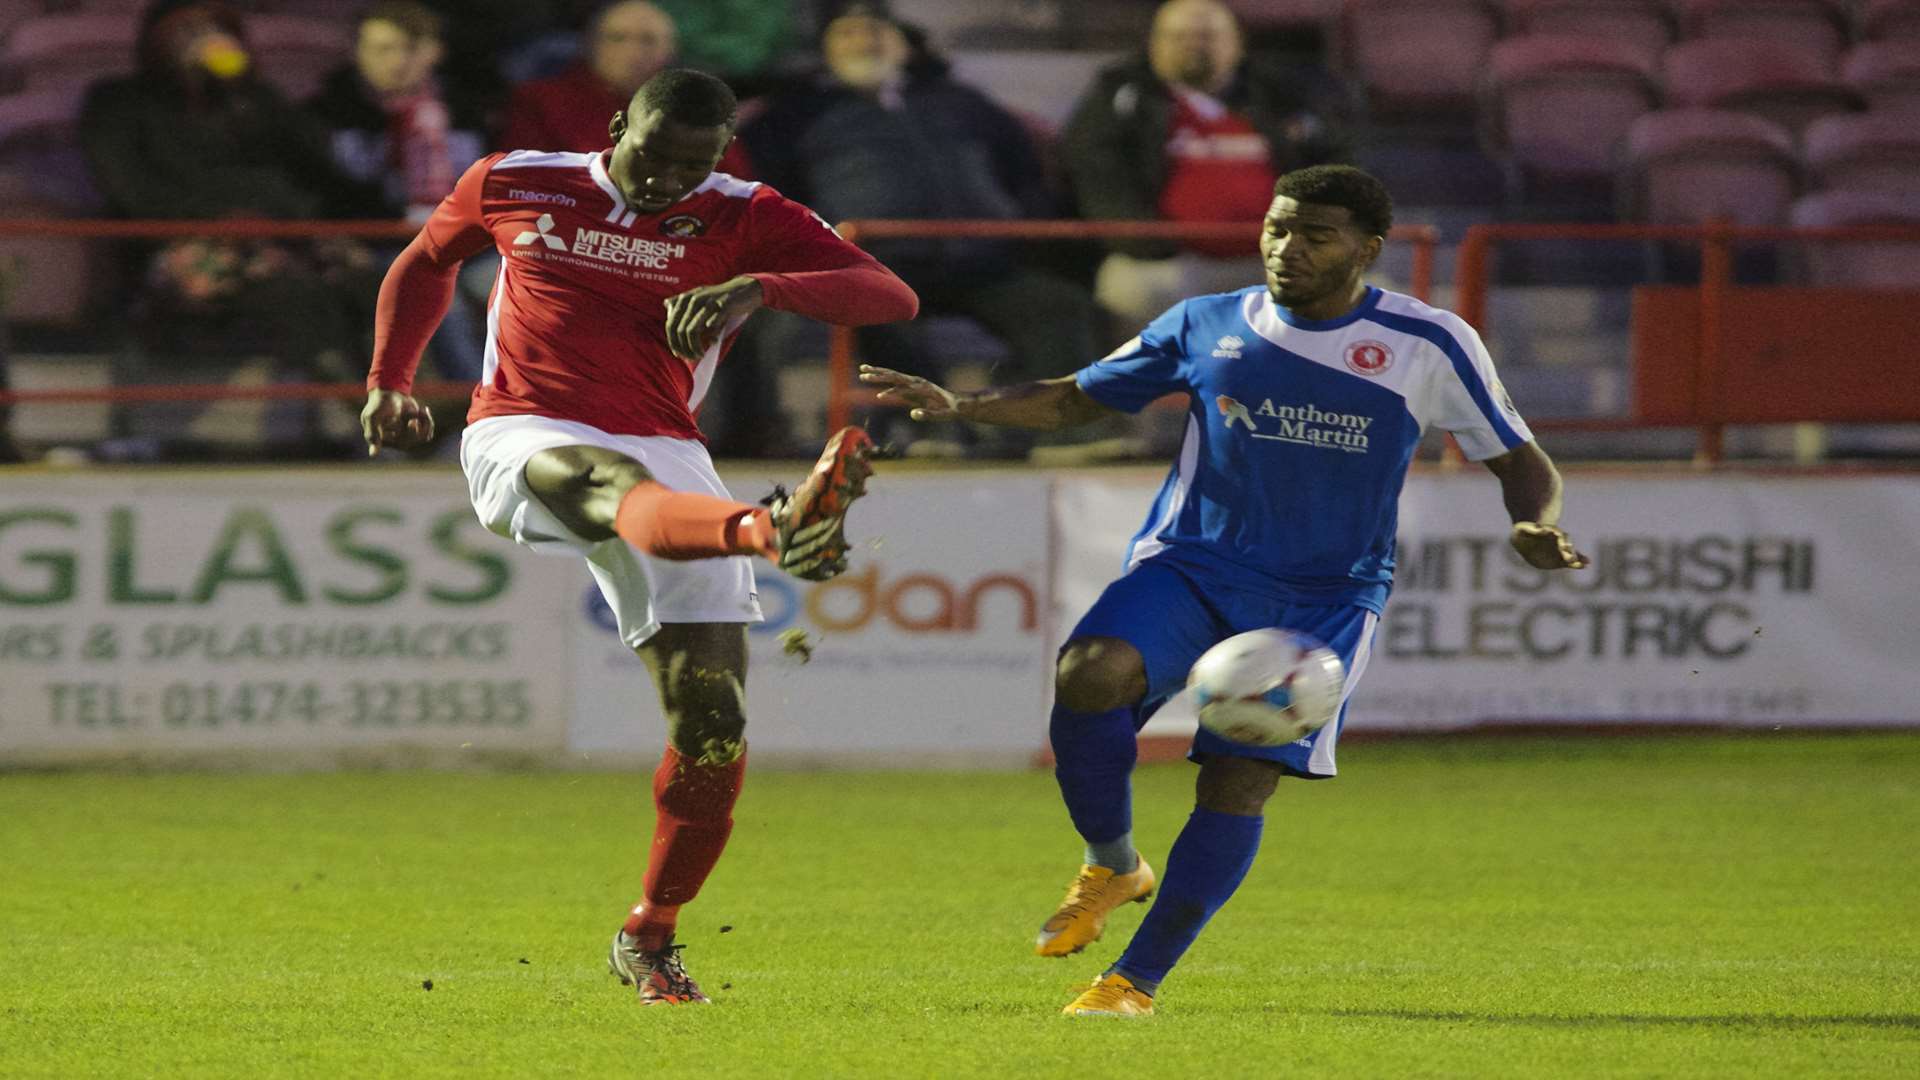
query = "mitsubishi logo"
(513, 213, 567, 251)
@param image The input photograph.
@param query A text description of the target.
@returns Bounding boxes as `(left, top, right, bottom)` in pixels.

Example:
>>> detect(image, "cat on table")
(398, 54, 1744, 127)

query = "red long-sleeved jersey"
(369, 149, 919, 439)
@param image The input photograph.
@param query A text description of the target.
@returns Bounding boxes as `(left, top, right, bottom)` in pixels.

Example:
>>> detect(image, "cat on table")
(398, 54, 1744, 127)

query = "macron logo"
(510, 188, 577, 207)
(1212, 335, 1244, 359)
(514, 213, 567, 251)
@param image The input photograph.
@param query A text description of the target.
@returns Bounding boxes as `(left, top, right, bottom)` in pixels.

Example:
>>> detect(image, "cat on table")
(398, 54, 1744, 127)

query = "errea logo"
(1212, 335, 1244, 359)
(514, 213, 567, 251)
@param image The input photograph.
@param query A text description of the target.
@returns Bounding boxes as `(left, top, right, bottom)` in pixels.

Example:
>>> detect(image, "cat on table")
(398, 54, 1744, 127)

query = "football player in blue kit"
(861, 164, 1591, 1016)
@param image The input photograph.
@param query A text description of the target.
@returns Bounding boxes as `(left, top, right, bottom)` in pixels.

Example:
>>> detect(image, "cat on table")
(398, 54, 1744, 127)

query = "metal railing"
(1453, 221, 1920, 464)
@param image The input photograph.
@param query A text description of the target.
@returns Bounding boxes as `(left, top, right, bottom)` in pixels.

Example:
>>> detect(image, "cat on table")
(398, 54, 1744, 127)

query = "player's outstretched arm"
(860, 366, 1115, 431)
(1481, 441, 1590, 570)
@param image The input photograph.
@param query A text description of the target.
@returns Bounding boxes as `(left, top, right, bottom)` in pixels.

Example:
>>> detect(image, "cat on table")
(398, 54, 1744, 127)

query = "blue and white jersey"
(1075, 284, 1532, 613)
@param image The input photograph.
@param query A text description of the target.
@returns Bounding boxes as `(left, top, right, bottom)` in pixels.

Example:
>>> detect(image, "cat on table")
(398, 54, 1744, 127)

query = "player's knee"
(1055, 638, 1147, 714)
(664, 668, 747, 765)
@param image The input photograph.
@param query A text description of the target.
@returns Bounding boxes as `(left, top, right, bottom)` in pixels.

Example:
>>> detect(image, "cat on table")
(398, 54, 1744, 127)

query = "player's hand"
(858, 365, 963, 421)
(1510, 521, 1591, 570)
(664, 275, 763, 362)
(360, 388, 435, 456)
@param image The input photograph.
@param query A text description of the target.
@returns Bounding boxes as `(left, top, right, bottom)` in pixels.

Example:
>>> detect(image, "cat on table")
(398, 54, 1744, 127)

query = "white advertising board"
(0, 471, 575, 761)
(1055, 471, 1920, 731)
(568, 472, 1055, 764)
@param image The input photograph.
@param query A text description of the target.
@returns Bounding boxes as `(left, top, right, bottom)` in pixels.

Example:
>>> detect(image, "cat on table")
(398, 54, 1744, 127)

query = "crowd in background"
(12, 0, 1354, 460)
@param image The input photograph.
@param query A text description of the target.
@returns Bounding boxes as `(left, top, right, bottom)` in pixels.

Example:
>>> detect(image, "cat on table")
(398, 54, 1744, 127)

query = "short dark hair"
(357, 1, 443, 41)
(1273, 165, 1394, 237)
(630, 68, 738, 128)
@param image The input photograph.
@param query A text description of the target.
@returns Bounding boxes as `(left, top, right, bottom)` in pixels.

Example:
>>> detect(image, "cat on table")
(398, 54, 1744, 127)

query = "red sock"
(621, 745, 747, 949)
(614, 481, 775, 561)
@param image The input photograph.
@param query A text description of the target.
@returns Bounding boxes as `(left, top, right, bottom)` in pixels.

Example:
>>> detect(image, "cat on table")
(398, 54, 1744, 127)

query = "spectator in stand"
(499, 0, 751, 176)
(1065, 0, 1351, 328)
(309, 1, 489, 383)
(310, 2, 486, 224)
(81, 0, 390, 452)
(653, 0, 800, 98)
(740, 0, 1101, 456)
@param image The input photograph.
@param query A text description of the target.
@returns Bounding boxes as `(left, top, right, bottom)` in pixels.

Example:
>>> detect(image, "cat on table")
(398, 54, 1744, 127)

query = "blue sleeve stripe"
(1364, 309, 1525, 447)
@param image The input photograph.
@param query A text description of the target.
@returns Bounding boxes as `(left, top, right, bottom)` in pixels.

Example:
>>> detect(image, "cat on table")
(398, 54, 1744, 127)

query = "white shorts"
(460, 414, 763, 648)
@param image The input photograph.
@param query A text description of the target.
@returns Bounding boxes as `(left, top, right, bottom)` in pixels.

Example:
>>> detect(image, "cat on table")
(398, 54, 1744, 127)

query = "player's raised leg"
(608, 621, 749, 1005)
(523, 426, 876, 581)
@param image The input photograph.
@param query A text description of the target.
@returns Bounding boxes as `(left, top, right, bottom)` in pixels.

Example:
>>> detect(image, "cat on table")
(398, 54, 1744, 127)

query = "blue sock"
(1111, 808, 1264, 994)
(1049, 703, 1139, 852)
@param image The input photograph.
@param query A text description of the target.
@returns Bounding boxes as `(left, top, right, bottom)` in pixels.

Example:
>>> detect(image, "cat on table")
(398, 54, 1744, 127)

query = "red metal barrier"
(825, 220, 1439, 432)
(0, 217, 1439, 426)
(1453, 222, 1920, 465)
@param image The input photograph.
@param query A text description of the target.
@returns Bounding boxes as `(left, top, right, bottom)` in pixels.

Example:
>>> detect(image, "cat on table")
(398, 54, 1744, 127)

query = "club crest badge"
(660, 214, 707, 238)
(1344, 340, 1393, 376)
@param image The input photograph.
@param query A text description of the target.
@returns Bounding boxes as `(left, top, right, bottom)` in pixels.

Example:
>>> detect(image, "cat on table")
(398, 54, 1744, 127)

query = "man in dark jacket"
(740, 0, 1100, 454)
(1065, 0, 1351, 327)
(80, 0, 390, 454)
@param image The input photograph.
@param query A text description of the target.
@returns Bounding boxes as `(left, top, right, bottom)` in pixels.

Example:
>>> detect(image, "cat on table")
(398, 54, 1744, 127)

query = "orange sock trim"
(614, 481, 776, 560)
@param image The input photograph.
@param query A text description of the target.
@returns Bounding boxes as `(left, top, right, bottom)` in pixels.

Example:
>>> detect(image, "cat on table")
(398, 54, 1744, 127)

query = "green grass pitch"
(3, 733, 1916, 1078)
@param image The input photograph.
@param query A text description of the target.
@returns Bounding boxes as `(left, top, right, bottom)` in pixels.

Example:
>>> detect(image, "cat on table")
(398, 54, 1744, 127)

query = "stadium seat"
(1676, 0, 1854, 70)
(1661, 38, 1860, 136)
(245, 14, 351, 102)
(1842, 42, 1920, 115)
(1503, 0, 1676, 59)
(0, 85, 99, 209)
(0, 169, 99, 327)
(0, 15, 139, 93)
(1343, 0, 1503, 117)
(1223, 0, 1335, 28)
(1624, 108, 1799, 225)
(1789, 189, 1920, 286)
(1804, 113, 1920, 198)
(0, 0, 41, 44)
(1487, 35, 1660, 177)
(1863, 0, 1920, 40)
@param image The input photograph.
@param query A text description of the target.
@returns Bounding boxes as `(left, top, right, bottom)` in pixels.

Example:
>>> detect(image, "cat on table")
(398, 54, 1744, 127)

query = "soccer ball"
(1188, 629, 1346, 747)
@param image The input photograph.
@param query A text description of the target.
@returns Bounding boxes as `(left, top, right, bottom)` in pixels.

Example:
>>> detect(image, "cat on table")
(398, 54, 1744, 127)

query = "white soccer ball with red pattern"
(1188, 629, 1346, 747)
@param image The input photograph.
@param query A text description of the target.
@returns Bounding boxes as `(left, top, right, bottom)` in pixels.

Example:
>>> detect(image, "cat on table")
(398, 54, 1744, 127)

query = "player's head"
(1149, 0, 1242, 94)
(607, 68, 737, 213)
(820, 1, 909, 92)
(353, 1, 442, 97)
(589, 1, 678, 98)
(1260, 165, 1393, 314)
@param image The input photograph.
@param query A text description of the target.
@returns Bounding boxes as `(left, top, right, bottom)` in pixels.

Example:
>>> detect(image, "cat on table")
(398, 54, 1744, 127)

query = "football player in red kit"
(360, 69, 918, 1005)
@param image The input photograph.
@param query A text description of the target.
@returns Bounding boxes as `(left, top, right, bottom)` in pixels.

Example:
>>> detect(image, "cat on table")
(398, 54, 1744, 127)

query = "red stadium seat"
(1676, 0, 1854, 71)
(1625, 108, 1799, 225)
(1863, 0, 1920, 40)
(1843, 42, 1920, 116)
(1343, 0, 1502, 117)
(1803, 113, 1920, 198)
(1789, 189, 1920, 286)
(1661, 38, 1860, 136)
(1222, 0, 1334, 29)
(1503, 0, 1676, 59)
(0, 167, 98, 326)
(0, 14, 138, 93)
(245, 13, 351, 102)
(0, 0, 41, 43)
(1488, 34, 1660, 177)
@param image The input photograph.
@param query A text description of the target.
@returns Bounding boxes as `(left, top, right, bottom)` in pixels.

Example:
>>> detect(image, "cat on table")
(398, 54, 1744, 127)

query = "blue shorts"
(1066, 556, 1380, 779)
